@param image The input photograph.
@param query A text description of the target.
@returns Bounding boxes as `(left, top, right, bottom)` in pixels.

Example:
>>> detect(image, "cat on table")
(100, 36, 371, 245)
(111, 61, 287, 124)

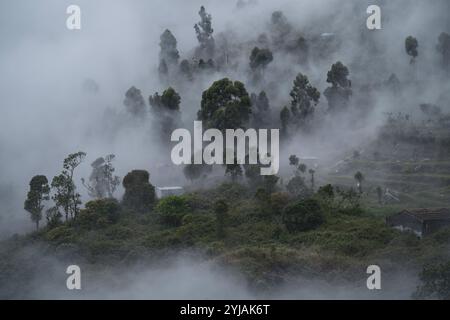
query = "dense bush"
(414, 262, 450, 299)
(286, 176, 311, 198)
(270, 192, 290, 215)
(282, 198, 324, 232)
(77, 198, 121, 229)
(156, 195, 191, 227)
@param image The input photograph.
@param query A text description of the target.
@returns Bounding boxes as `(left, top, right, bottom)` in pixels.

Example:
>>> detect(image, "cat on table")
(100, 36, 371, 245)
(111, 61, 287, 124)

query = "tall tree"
(24, 175, 50, 230)
(289, 73, 320, 128)
(149, 87, 182, 142)
(124, 86, 146, 117)
(149, 87, 181, 113)
(159, 29, 180, 68)
(45, 206, 62, 229)
(52, 152, 86, 221)
(251, 91, 270, 128)
(289, 155, 300, 167)
(437, 32, 450, 72)
(82, 154, 120, 199)
(194, 6, 215, 59)
(249, 47, 273, 70)
(158, 59, 168, 80)
(327, 61, 351, 88)
(183, 162, 212, 183)
(270, 11, 292, 48)
(179, 59, 193, 80)
(198, 79, 251, 180)
(280, 106, 290, 135)
(405, 36, 419, 65)
(324, 61, 352, 112)
(198, 78, 251, 131)
(122, 170, 156, 213)
(249, 47, 273, 81)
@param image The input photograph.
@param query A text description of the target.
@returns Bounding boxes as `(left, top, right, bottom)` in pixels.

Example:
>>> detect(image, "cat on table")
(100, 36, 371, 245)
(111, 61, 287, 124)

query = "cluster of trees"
(323, 61, 352, 112)
(24, 152, 158, 230)
(249, 47, 273, 82)
(24, 152, 86, 229)
(126, 8, 450, 145)
(149, 87, 182, 142)
(280, 73, 320, 134)
(156, 7, 312, 87)
(278, 60, 354, 136)
(125, 6, 450, 153)
(159, 6, 217, 82)
(286, 155, 314, 197)
(404, 32, 450, 71)
(81, 155, 120, 199)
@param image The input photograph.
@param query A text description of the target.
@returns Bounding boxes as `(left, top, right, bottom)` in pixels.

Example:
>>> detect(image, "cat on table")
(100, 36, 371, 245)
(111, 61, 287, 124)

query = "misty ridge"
(1, 0, 450, 300)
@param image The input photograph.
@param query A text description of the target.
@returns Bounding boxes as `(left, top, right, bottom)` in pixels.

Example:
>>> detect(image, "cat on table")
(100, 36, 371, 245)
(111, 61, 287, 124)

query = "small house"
(156, 186, 184, 199)
(386, 208, 450, 237)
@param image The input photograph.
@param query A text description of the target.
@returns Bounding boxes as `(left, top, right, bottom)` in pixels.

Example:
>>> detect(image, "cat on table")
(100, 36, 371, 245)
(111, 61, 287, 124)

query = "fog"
(0, 0, 449, 299)
(1, 246, 417, 299)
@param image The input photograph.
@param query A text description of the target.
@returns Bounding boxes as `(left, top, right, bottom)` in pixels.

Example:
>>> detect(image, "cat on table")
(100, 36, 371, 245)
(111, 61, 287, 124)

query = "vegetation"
(415, 262, 450, 300)
(82, 155, 120, 199)
(123, 86, 146, 117)
(24, 175, 50, 230)
(159, 29, 180, 69)
(51, 152, 86, 221)
(405, 36, 419, 64)
(3, 4, 450, 300)
(197, 78, 251, 131)
(194, 6, 215, 59)
(122, 170, 156, 213)
(289, 73, 320, 129)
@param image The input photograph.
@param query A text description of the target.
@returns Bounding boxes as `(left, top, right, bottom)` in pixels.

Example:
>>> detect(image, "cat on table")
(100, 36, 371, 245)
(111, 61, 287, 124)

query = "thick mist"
(1, 245, 417, 299)
(1, 0, 449, 299)
(1, 0, 449, 235)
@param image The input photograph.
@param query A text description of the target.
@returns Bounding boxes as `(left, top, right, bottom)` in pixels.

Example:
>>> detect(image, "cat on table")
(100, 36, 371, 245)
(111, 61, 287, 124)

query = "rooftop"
(401, 208, 450, 221)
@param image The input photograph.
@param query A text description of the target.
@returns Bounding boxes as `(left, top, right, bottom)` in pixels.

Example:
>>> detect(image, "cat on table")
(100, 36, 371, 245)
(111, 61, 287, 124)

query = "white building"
(156, 186, 184, 199)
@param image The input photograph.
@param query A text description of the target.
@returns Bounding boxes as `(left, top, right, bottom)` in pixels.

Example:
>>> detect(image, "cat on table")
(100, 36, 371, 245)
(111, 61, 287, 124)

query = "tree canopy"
(290, 73, 320, 127)
(405, 36, 419, 64)
(122, 170, 156, 213)
(197, 78, 251, 131)
(24, 175, 50, 230)
(159, 29, 180, 67)
(124, 86, 146, 117)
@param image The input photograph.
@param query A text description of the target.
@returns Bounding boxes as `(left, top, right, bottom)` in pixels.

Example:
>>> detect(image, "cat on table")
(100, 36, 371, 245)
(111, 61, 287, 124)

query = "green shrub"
(414, 261, 450, 299)
(76, 198, 121, 229)
(44, 225, 76, 244)
(282, 198, 324, 232)
(270, 192, 290, 215)
(156, 195, 191, 227)
(431, 227, 450, 245)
